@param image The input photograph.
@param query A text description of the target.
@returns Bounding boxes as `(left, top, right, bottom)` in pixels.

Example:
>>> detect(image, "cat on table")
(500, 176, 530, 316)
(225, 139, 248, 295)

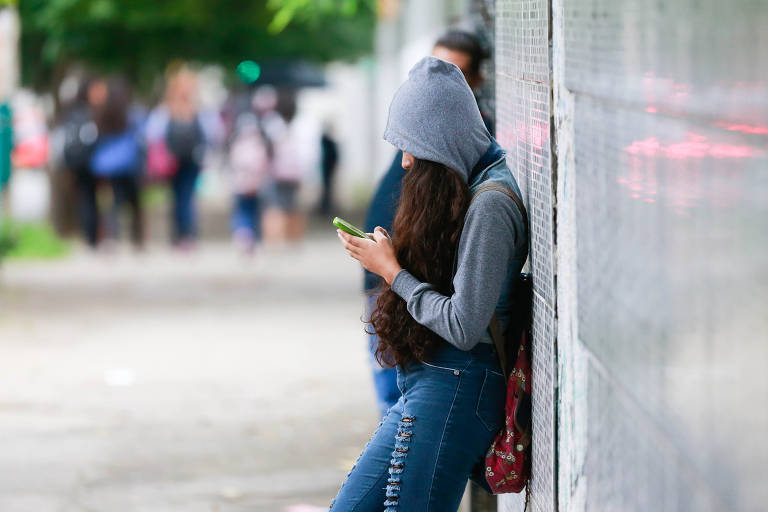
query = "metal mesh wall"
(496, 1, 557, 511)
(495, 0, 768, 511)
(563, 0, 768, 510)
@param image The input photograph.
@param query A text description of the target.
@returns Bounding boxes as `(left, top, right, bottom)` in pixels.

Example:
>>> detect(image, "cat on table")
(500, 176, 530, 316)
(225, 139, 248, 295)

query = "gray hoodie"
(384, 57, 491, 181)
(383, 56, 528, 351)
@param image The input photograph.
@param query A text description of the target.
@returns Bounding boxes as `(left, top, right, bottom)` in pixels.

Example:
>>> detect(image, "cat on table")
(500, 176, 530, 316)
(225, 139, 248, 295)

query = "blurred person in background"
(227, 92, 271, 255)
(362, 29, 492, 417)
(145, 67, 213, 250)
(165, 68, 205, 249)
(60, 76, 101, 247)
(318, 122, 339, 215)
(261, 88, 318, 244)
(89, 76, 144, 249)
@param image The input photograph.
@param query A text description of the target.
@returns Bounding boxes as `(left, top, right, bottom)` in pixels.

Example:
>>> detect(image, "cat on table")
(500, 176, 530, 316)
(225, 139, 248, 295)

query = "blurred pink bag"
(146, 140, 178, 180)
(230, 125, 270, 195)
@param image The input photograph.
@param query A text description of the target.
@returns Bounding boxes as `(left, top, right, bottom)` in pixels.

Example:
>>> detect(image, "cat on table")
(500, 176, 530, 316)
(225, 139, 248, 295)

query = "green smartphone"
(333, 217, 373, 240)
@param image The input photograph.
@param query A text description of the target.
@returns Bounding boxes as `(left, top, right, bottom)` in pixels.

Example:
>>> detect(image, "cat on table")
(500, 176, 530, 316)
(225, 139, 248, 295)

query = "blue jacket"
(363, 150, 406, 291)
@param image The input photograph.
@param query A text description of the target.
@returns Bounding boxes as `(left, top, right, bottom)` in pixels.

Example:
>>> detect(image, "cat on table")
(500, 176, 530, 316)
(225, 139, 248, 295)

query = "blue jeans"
(330, 341, 506, 512)
(170, 162, 199, 242)
(231, 194, 262, 241)
(366, 294, 401, 416)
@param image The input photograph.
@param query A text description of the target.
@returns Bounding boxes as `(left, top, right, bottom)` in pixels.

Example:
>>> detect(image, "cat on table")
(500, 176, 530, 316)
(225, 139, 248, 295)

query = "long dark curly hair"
(369, 157, 469, 368)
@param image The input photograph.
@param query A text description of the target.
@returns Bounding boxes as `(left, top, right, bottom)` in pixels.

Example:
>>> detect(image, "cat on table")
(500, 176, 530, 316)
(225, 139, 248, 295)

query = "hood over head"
(383, 56, 491, 182)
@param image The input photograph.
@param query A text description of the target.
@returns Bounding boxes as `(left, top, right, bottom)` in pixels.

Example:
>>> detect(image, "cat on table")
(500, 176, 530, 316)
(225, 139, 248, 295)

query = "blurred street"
(0, 228, 378, 511)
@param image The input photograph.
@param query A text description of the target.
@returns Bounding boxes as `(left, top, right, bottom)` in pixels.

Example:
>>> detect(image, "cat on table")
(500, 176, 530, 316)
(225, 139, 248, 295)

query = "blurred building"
(0, 6, 20, 216)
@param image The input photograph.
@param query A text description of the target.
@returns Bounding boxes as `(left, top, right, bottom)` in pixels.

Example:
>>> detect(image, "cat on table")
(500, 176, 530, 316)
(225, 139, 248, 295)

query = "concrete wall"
(498, 0, 768, 511)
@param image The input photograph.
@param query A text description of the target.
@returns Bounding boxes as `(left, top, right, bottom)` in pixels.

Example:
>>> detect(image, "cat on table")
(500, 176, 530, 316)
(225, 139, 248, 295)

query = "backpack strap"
(471, 182, 529, 230)
(489, 313, 508, 377)
(470, 182, 528, 379)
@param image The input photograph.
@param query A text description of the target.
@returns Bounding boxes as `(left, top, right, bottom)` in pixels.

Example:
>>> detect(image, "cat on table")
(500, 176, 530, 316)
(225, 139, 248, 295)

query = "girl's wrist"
(384, 265, 403, 286)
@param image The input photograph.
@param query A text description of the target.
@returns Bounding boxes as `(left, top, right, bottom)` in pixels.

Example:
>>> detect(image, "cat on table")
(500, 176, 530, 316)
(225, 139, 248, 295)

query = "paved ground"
(0, 229, 381, 511)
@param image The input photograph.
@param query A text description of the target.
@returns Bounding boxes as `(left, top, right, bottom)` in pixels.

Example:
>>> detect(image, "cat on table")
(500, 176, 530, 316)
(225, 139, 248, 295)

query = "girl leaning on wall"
(333, 56, 528, 511)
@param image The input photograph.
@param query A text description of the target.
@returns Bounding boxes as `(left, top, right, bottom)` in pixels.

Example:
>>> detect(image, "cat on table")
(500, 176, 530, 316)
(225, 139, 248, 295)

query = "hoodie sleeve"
(390, 190, 525, 350)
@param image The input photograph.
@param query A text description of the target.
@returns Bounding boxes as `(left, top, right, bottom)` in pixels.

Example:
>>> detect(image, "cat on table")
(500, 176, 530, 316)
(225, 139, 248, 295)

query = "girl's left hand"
(337, 227, 403, 285)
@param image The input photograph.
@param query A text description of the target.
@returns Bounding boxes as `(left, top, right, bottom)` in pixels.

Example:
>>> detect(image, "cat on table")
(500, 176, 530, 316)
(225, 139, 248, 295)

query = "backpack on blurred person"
(144, 108, 181, 180)
(166, 118, 204, 167)
(146, 139, 178, 180)
(90, 130, 141, 177)
(62, 108, 98, 173)
(229, 113, 270, 195)
(468, 183, 533, 502)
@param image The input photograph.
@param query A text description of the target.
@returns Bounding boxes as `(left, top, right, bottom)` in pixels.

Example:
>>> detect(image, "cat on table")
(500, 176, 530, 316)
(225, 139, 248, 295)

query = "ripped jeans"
(329, 341, 506, 512)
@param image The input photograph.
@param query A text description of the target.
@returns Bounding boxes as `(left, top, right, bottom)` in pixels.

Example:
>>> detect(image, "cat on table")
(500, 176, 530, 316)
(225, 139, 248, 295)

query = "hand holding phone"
(333, 217, 374, 240)
(335, 220, 402, 285)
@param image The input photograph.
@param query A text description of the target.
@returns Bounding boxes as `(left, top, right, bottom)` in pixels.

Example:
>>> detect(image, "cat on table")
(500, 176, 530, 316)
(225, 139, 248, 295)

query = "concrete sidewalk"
(0, 234, 379, 511)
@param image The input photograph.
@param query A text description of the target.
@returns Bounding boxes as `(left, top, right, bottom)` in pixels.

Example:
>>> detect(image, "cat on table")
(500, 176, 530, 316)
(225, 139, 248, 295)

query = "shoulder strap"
(471, 182, 529, 230)
(470, 182, 528, 378)
(489, 313, 508, 377)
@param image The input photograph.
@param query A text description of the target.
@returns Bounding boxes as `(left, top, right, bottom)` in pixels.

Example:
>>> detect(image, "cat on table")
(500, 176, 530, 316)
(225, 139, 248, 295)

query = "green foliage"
(18, 0, 375, 92)
(0, 225, 13, 260)
(0, 221, 70, 261)
(267, 0, 371, 33)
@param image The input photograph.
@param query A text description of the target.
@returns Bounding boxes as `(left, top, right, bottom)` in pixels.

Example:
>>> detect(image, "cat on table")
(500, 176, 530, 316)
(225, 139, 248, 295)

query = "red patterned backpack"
(484, 272, 532, 495)
(469, 183, 533, 498)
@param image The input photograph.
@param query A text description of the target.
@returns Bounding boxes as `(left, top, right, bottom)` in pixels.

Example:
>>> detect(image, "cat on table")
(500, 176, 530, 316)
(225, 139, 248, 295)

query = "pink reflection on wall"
(624, 133, 759, 160)
(514, 119, 549, 148)
(642, 75, 692, 113)
(713, 122, 768, 136)
(623, 155, 665, 205)
(664, 133, 710, 159)
(621, 132, 763, 214)
(495, 120, 549, 151)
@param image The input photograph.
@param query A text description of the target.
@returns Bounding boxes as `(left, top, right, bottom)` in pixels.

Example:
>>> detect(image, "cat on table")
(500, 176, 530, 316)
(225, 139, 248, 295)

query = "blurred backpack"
(62, 107, 98, 173)
(90, 130, 141, 177)
(229, 113, 270, 195)
(262, 113, 315, 184)
(468, 183, 533, 501)
(146, 139, 178, 180)
(166, 117, 204, 166)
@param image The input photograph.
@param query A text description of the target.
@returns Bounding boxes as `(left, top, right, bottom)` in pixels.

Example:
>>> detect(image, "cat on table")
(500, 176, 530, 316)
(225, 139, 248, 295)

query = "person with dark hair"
(334, 56, 527, 511)
(362, 29, 492, 417)
(60, 77, 101, 247)
(90, 76, 144, 248)
(433, 28, 490, 89)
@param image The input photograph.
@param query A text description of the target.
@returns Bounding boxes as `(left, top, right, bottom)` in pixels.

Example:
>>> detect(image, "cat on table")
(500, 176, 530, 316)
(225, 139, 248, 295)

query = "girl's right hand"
(338, 227, 401, 285)
(367, 227, 391, 241)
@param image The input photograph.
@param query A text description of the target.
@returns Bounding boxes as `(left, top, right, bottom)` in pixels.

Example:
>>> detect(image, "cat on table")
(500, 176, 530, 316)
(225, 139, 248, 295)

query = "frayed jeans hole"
(383, 414, 414, 510)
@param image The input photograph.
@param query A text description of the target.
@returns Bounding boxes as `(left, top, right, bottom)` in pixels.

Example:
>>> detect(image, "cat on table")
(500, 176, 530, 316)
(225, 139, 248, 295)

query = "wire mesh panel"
(496, 1, 556, 511)
(564, 0, 768, 510)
